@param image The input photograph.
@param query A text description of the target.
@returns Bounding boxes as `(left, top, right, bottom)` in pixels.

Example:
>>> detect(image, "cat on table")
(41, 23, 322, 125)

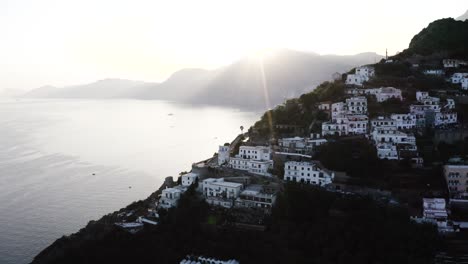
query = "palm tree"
(240, 125, 244, 134)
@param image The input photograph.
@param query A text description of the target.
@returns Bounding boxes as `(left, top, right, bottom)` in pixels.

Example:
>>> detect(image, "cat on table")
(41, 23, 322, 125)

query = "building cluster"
(180, 256, 239, 264)
(346, 86, 403, 102)
(321, 96, 369, 136)
(345, 65, 375, 86)
(411, 91, 457, 127)
(412, 198, 455, 233)
(157, 172, 200, 209)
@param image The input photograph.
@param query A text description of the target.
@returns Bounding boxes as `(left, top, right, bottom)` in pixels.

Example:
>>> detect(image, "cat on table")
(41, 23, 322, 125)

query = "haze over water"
(0, 99, 258, 264)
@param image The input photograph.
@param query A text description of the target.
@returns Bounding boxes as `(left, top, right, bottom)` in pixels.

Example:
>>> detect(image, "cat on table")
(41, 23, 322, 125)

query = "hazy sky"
(1, 0, 466, 91)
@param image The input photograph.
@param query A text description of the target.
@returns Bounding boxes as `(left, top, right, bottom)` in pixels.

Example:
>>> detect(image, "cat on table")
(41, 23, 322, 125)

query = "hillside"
(23, 50, 382, 110)
(397, 18, 468, 59)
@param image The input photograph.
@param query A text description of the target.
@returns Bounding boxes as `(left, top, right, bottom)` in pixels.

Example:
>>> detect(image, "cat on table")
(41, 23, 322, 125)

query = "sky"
(1, 0, 467, 91)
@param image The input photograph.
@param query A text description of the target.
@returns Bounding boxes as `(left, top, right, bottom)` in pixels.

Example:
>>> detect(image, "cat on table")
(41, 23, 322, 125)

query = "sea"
(0, 98, 259, 264)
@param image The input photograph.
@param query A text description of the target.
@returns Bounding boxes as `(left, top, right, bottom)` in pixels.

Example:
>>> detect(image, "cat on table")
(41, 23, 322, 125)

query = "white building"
(202, 178, 243, 208)
(346, 96, 368, 114)
(346, 114, 368, 134)
(371, 116, 397, 131)
(181, 172, 199, 186)
(444, 99, 456, 109)
(376, 143, 398, 160)
(158, 186, 186, 209)
(421, 96, 441, 111)
(421, 198, 453, 233)
(443, 59, 468, 68)
(218, 145, 230, 165)
(462, 77, 468, 90)
(229, 145, 273, 176)
(238, 146, 271, 161)
(423, 69, 444, 76)
(390, 114, 417, 130)
(180, 256, 239, 264)
(322, 118, 349, 137)
(278, 134, 327, 154)
(229, 157, 273, 176)
(331, 102, 346, 120)
(450, 73, 468, 84)
(235, 186, 276, 209)
(434, 112, 457, 127)
(416, 91, 429, 102)
(284, 161, 334, 186)
(374, 87, 403, 102)
(371, 128, 416, 146)
(345, 66, 375, 86)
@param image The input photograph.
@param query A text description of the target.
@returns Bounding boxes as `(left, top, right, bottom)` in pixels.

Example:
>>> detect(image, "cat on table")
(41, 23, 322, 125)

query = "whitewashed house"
(434, 112, 457, 127)
(235, 186, 277, 209)
(346, 96, 368, 114)
(371, 116, 397, 131)
(416, 91, 429, 102)
(284, 161, 334, 186)
(158, 186, 186, 209)
(331, 102, 346, 121)
(450, 73, 468, 84)
(322, 117, 349, 136)
(181, 172, 199, 186)
(218, 145, 230, 165)
(202, 178, 243, 208)
(374, 87, 403, 102)
(345, 66, 375, 86)
(229, 145, 273, 176)
(346, 114, 368, 134)
(376, 143, 398, 160)
(371, 128, 416, 146)
(421, 198, 453, 233)
(421, 96, 441, 111)
(390, 114, 417, 130)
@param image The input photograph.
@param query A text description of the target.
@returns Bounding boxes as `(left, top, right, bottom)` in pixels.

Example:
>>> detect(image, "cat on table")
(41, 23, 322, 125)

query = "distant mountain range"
(457, 9, 468, 21)
(22, 49, 382, 110)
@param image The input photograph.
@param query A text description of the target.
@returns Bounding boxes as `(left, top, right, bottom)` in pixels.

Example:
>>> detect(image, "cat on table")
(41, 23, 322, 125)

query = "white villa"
(346, 96, 368, 114)
(202, 178, 243, 208)
(347, 114, 368, 134)
(322, 117, 349, 136)
(371, 116, 397, 131)
(158, 186, 187, 209)
(229, 145, 273, 176)
(284, 161, 334, 186)
(390, 114, 417, 130)
(434, 112, 458, 127)
(371, 128, 416, 145)
(421, 198, 453, 233)
(181, 172, 199, 186)
(376, 143, 398, 160)
(346, 66, 375, 86)
(373, 87, 402, 102)
(416, 91, 429, 102)
(331, 102, 346, 120)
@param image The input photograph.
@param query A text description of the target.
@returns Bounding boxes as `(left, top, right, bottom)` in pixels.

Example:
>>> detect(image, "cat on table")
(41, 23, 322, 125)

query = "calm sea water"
(0, 99, 258, 264)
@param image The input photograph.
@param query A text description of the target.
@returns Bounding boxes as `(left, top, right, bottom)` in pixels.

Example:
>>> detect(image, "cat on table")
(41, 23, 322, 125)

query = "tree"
(240, 125, 244, 134)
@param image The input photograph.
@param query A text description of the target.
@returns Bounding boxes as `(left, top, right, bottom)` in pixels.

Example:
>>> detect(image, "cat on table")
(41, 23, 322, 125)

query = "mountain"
(397, 18, 468, 59)
(457, 10, 468, 21)
(186, 50, 381, 109)
(23, 79, 155, 99)
(23, 50, 382, 110)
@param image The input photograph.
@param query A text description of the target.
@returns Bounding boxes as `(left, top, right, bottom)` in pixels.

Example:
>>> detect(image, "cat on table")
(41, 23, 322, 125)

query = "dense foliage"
(398, 18, 468, 58)
(33, 184, 441, 264)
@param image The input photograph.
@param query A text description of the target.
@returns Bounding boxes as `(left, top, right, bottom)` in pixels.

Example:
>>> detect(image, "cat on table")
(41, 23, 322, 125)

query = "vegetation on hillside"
(32, 184, 441, 264)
